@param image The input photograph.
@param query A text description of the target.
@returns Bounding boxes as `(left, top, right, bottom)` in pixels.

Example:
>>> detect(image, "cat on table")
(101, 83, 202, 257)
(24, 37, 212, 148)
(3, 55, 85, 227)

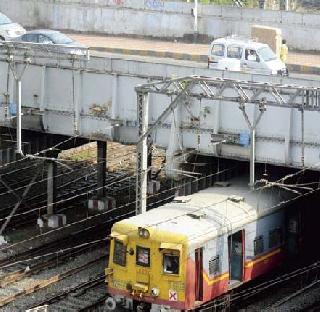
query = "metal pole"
(97, 140, 107, 198)
(285, 0, 290, 10)
(250, 128, 256, 188)
(194, 0, 198, 34)
(136, 92, 149, 215)
(8, 61, 29, 156)
(301, 108, 305, 167)
(0, 168, 39, 235)
(240, 104, 265, 189)
(16, 79, 22, 155)
(47, 161, 57, 215)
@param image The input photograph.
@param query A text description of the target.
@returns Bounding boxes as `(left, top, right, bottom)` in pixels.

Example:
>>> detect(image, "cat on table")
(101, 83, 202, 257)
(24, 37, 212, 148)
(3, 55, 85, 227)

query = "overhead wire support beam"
(0, 41, 90, 156)
(136, 91, 149, 215)
(135, 75, 320, 209)
(136, 76, 320, 111)
(135, 79, 193, 215)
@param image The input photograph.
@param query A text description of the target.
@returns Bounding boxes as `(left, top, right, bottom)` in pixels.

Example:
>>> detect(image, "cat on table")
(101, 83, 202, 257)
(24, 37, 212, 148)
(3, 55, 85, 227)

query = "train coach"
(105, 178, 300, 311)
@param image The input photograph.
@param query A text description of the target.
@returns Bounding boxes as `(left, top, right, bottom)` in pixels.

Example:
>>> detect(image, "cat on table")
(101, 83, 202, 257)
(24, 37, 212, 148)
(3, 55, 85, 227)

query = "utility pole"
(193, 0, 198, 41)
(8, 56, 30, 155)
(280, 0, 290, 10)
(285, 0, 290, 10)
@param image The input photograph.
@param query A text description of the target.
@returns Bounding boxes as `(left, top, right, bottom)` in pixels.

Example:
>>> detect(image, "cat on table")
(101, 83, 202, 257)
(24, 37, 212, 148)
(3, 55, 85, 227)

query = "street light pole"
(8, 58, 30, 156)
(285, 0, 290, 10)
(194, 0, 198, 33)
(16, 79, 22, 155)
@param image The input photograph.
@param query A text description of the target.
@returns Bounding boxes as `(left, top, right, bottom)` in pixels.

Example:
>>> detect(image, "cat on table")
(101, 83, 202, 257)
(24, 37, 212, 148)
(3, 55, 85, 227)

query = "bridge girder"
(135, 75, 320, 214)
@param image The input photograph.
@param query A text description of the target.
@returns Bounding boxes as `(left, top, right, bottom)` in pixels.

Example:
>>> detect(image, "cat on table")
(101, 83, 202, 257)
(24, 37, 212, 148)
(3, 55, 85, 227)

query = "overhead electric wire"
(0, 144, 140, 216)
(4, 158, 318, 252)
(0, 139, 140, 200)
(1, 153, 318, 249)
(1, 133, 319, 280)
(0, 165, 235, 252)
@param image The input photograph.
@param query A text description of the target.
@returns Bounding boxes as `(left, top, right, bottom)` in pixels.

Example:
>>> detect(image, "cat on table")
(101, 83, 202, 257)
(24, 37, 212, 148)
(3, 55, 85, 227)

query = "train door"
(287, 214, 300, 256)
(195, 248, 203, 301)
(228, 230, 244, 283)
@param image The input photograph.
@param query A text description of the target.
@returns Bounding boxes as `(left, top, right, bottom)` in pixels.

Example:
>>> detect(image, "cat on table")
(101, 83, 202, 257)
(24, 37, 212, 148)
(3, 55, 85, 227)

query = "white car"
(18, 29, 89, 56)
(0, 12, 26, 41)
(208, 37, 288, 76)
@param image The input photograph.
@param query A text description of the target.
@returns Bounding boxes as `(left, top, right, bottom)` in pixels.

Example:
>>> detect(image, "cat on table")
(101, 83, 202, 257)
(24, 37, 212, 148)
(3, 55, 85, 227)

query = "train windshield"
(113, 240, 126, 266)
(163, 254, 179, 274)
(136, 246, 150, 267)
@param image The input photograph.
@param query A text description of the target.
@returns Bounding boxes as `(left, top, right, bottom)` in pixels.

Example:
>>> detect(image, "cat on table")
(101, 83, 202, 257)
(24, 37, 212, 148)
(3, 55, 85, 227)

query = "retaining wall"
(1, 0, 320, 50)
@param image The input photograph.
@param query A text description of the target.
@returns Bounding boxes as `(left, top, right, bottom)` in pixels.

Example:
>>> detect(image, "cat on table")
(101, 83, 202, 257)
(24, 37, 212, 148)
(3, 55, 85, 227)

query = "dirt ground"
(59, 141, 165, 174)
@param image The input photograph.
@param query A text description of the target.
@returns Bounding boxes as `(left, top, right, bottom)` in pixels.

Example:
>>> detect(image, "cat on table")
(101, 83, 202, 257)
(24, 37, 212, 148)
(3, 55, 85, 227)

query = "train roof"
(115, 177, 289, 246)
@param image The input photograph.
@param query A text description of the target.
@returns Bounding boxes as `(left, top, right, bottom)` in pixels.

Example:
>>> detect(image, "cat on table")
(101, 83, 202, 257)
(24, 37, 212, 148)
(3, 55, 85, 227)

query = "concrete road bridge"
(1, 42, 320, 184)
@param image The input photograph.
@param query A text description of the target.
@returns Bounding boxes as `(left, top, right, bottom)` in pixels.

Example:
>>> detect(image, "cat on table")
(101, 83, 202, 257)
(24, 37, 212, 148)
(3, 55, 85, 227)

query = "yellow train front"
(105, 218, 189, 311)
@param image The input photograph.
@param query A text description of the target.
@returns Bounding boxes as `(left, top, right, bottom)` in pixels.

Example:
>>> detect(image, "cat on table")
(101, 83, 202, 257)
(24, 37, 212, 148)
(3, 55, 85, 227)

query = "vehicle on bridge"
(17, 29, 88, 56)
(208, 37, 288, 76)
(0, 12, 26, 41)
(105, 179, 301, 311)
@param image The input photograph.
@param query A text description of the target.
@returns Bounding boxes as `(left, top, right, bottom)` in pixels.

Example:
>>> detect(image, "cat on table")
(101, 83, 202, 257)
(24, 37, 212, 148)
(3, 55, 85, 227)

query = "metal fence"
(0, 40, 90, 62)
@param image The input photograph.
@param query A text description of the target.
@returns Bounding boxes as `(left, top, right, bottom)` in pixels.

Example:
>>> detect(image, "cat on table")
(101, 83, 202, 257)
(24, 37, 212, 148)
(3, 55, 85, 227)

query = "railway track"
(197, 260, 320, 312)
(0, 247, 108, 310)
(0, 150, 176, 310)
(270, 279, 320, 311)
(0, 237, 108, 289)
(0, 205, 135, 310)
(0, 221, 110, 306)
(0, 160, 135, 231)
(26, 274, 107, 311)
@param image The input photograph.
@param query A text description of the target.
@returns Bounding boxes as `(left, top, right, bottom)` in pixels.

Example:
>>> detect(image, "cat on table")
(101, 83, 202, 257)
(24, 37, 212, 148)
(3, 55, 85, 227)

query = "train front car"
(105, 179, 292, 311)
(105, 214, 189, 312)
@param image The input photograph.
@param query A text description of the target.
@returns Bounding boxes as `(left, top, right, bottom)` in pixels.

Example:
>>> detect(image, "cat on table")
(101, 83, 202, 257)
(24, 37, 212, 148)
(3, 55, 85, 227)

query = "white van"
(208, 37, 288, 76)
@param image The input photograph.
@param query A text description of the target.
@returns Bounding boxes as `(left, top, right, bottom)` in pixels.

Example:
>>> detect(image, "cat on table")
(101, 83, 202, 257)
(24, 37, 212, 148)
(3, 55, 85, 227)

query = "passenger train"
(105, 178, 300, 311)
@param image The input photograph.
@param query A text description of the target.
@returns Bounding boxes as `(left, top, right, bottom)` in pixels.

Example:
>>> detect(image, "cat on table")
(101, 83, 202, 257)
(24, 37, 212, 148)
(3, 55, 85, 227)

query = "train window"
(269, 228, 282, 249)
(163, 254, 179, 274)
(254, 236, 264, 255)
(136, 246, 150, 267)
(113, 239, 126, 266)
(209, 256, 220, 275)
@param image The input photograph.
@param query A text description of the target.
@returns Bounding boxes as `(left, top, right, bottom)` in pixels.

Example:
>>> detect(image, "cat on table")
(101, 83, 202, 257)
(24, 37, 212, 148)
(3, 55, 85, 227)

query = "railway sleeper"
(0, 255, 106, 307)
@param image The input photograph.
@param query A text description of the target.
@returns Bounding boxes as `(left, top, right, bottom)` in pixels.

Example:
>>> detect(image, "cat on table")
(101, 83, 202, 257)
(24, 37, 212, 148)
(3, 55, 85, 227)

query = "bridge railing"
(0, 41, 90, 62)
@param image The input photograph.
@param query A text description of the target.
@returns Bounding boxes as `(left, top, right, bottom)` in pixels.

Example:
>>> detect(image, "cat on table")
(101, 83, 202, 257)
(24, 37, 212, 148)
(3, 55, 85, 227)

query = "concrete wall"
(1, 0, 320, 50)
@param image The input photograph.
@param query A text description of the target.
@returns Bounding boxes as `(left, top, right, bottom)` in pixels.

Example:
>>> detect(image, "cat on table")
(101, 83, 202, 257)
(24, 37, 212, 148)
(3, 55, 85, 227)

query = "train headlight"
(105, 297, 116, 310)
(151, 287, 160, 297)
(138, 227, 150, 239)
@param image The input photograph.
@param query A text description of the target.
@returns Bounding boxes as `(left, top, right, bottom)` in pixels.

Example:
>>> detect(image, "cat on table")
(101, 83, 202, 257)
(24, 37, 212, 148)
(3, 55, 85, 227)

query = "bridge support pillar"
(97, 140, 107, 198)
(41, 160, 66, 229)
(47, 160, 57, 215)
(87, 141, 116, 213)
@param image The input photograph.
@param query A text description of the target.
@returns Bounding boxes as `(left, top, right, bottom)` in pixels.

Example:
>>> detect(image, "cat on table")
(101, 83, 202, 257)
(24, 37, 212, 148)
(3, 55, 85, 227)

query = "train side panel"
(244, 210, 285, 281)
(185, 209, 286, 308)
(186, 234, 229, 308)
